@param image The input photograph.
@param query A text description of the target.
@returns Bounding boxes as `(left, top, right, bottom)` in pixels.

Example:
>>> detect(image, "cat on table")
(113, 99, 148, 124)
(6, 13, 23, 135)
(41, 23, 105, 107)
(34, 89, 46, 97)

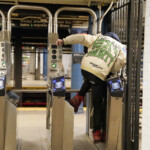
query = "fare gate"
(0, 9, 17, 150)
(6, 5, 53, 150)
(47, 6, 99, 150)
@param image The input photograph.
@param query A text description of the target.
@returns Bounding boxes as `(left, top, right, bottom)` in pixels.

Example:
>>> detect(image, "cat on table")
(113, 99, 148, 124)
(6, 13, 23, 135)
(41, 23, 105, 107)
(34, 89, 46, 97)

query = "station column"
(70, 28, 87, 112)
(14, 34, 22, 89)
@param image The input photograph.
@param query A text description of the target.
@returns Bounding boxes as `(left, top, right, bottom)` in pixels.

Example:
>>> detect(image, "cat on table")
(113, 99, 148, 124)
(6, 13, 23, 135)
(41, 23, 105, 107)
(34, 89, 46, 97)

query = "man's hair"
(104, 32, 121, 42)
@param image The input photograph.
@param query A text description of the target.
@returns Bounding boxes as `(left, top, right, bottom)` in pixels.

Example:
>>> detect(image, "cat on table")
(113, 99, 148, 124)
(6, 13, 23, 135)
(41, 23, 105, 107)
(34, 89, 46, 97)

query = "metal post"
(98, 1, 113, 33)
(125, 0, 135, 150)
(46, 90, 51, 129)
(14, 34, 22, 89)
(0, 10, 6, 31)
(14, 34, 22, 106)
(134, 0, 143, 149)
(35, 48, 40, 80)
(86, 92, 90, 135)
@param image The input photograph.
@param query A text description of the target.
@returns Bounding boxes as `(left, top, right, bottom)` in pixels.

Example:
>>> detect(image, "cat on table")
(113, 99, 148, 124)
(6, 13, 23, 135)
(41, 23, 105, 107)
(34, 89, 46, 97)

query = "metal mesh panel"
(111, 0, 129, 44)
(110, 0, 144, 150)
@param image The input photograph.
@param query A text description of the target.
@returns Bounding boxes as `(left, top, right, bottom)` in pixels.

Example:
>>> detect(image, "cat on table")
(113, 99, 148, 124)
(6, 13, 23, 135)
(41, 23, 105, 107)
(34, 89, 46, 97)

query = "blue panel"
(71, 63, 83, 90)
(71, 41, 84, 97)
(72, 44, 84, 53)
(43, 49, 48, 81)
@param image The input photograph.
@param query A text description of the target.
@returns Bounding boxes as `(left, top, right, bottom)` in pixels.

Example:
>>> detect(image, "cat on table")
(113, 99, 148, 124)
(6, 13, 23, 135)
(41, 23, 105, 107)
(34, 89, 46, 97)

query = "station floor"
(17, 107, 98, 150)
(15, 75, 142, 150)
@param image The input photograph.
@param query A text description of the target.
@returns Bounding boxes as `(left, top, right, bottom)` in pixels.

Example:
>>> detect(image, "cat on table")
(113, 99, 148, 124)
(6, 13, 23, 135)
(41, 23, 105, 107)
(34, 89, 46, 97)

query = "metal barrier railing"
(0, 10, 6, 31)
(11, 88, 92, 132)
(54, 7, 97, 35)
(11, 88, 83, 129)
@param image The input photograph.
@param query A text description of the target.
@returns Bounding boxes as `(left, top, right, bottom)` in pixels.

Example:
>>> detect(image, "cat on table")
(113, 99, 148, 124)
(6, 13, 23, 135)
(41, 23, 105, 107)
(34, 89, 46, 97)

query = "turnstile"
(4, 4, 53, 150)
(86, 76, 125, 150)
(46, 7, 98, 150)
(0, 9, 16, 150)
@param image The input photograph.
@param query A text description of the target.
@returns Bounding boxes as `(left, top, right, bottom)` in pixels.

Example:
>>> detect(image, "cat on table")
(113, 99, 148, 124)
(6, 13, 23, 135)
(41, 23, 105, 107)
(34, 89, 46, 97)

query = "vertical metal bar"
(134, 0, 143, 149)
(14, 35, 22, 89)
(125, 0, 135, 149)
(117, 2, 119, 36)
(98, 2, 113, 33)
(46, 91, 51, 129)
(113, 10, 115, 32)
(121, 0, 124, 42)
(122, 0, 125, 43)
(124, 0, 128, 44)
(111, 11, 113, 31)
(118, 1, 121, 39)
(0, 10, 6, 30)
(126, 0, 128, 42)
(132, 0, 137, 142)
(114, 9, 116, 33)
(121, 0, 124, 41)
(86, 92, 90, 135)
(123, 0, 125, 42)
(111, 10, 113, 31)
(120, 0, 122, 41)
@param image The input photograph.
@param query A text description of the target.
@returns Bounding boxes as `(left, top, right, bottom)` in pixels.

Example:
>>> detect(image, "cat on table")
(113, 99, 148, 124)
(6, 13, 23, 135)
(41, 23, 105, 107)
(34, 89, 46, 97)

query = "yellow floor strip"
(17, 107, 46, 111)
(83, 107, 87, 111)
(17, 107, 87, 111)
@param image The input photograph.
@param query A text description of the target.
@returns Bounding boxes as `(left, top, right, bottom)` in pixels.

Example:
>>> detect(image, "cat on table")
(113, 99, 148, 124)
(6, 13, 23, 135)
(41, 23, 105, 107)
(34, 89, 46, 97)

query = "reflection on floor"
(17, 108, 97, 150)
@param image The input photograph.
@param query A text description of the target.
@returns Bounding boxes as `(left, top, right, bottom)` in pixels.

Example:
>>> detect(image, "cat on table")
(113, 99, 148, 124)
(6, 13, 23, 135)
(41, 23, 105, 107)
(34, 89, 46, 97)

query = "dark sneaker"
(69, 94, 84, 112)
(101, 130, 106, 142)
(92, 130, 102, 143)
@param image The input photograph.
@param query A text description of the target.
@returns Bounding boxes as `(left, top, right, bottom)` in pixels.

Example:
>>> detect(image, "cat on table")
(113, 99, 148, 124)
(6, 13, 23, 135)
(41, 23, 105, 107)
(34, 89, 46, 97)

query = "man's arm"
(56, 34, 97, 48)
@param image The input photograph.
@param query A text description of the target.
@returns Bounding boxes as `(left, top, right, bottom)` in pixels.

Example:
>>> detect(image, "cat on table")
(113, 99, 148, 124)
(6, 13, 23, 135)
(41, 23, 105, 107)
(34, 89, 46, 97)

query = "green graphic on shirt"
(86, 38, 119, 67)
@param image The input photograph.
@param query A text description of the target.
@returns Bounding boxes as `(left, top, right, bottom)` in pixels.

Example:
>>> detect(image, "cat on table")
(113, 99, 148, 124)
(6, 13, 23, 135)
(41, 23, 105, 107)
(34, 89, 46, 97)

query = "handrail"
(54, 7, 97, 35)
(0, 10, 6, 30)
(7, 5, 52, 33)
(11, 88, 80, 93)
(11, 89, 48, 93)
(98, 1, 113, 33)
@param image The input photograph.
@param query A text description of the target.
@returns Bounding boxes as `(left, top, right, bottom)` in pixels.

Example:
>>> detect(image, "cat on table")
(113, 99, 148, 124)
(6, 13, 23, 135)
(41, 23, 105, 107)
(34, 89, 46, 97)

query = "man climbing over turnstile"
(56, 32, 126, 143)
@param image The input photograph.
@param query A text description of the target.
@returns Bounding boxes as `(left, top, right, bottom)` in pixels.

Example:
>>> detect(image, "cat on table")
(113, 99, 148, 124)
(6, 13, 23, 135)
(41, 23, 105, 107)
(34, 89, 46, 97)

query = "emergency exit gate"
(110, 0, 144, 150)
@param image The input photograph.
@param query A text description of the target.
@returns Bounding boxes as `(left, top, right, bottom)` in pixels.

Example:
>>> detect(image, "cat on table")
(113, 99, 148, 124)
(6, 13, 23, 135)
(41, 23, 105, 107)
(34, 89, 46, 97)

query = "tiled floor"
(17, 108, 97, 150)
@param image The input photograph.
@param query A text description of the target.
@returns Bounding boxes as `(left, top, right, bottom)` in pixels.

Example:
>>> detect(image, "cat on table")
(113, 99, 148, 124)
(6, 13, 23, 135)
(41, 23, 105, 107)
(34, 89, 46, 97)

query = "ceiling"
(0, 0, 118, 6)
